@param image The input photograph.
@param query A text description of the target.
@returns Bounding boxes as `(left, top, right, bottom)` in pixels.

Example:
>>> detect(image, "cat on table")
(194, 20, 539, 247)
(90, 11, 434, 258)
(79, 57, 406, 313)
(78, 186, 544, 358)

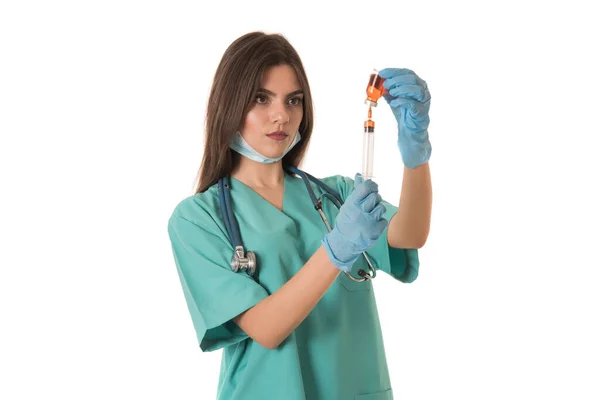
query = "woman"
(167, 31, 432, 400)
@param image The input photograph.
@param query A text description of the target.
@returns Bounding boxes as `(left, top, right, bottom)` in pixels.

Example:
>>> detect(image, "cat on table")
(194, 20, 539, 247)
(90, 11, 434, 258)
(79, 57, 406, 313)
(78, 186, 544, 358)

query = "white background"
(1, 0, 599, 399)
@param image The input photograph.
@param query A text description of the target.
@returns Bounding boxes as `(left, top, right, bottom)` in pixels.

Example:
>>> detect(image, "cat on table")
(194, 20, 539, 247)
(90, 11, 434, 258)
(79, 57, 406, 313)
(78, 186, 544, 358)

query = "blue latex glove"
(379, 68, 432, 169)
(322, 173, 388, 272)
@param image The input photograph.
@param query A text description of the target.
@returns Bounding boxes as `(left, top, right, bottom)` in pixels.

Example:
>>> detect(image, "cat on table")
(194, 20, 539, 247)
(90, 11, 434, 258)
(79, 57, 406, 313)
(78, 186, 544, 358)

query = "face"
(238, 64, 304, 159)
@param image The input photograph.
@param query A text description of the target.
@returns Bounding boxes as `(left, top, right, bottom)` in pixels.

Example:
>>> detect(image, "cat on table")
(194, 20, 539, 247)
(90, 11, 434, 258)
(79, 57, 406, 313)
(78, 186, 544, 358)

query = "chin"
(262, 152, 285, 159)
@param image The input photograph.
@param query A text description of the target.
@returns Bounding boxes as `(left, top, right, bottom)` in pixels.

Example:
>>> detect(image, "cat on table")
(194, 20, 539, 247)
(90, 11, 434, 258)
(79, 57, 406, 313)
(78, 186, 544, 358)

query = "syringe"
(362, 106, 375, 180)
(362, 69, 385, 180)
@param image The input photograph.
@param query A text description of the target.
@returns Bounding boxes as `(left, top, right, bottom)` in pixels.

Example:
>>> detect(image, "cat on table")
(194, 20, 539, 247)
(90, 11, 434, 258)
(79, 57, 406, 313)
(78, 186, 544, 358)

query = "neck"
(230, 157, 286, 189)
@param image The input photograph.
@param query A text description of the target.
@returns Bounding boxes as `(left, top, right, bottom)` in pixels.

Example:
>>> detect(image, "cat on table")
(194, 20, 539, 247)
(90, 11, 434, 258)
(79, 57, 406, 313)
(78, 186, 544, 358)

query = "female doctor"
(167, 31, 433, 400)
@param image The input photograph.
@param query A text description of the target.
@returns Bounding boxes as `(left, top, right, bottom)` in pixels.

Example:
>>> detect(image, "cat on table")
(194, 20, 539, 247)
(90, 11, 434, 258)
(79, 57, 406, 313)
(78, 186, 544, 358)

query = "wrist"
(321, 233, 359, 273)
(397, 132, 432, 169)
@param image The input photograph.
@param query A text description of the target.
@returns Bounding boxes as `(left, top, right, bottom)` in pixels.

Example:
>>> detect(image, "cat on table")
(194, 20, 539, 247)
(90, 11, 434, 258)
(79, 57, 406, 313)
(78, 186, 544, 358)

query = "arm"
(377, 68, 433, 249)
(233, 246, 340, 350)
(388, 162, 432, 249)
(234, 175, 387, 350)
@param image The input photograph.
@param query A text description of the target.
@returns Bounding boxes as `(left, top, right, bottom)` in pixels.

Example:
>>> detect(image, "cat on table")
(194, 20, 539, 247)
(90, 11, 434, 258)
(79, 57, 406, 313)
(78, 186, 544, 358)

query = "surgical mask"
(229, 130, 302, 164)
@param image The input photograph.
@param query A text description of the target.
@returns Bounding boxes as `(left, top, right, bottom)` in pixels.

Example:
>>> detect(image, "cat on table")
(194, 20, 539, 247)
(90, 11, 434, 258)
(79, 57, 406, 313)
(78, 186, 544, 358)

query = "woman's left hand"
(379, 68, 432, 169)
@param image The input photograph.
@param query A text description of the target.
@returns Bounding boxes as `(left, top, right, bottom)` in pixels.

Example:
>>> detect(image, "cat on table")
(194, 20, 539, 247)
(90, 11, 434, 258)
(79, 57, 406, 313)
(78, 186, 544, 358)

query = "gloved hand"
(322, 173, 388, 272)
(379, 68, 432, 169)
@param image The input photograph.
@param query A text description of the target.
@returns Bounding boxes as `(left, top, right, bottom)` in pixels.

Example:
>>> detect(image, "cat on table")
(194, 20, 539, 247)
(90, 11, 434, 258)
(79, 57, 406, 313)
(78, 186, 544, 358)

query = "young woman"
(168, 31, 432, 400)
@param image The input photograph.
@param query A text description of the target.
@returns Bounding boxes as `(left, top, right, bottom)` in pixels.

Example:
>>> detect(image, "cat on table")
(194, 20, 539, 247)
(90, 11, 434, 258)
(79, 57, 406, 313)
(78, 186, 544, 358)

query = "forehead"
(260, 64, 301, 93)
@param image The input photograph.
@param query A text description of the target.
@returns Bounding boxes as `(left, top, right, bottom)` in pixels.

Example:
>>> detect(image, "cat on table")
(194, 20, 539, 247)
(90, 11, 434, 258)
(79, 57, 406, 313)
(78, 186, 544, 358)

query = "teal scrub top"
(167, 172, 419, 400)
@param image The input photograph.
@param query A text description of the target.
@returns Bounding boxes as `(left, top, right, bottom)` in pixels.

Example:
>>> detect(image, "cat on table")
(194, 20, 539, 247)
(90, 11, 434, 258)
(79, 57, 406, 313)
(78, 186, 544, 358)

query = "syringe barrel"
(362, 128, 375, 180)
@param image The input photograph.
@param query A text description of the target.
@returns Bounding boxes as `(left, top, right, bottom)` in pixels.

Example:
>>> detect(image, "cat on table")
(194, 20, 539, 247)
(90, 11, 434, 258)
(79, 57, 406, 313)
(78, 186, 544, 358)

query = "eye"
(288, 97, 302, 106)
(255, 94, 269, 104)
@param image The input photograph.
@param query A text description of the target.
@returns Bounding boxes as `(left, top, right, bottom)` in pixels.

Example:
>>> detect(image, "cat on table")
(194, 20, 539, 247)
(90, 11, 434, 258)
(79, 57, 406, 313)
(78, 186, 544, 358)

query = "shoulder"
(318, 174, 356, 201)
(167, 184, 222, 236)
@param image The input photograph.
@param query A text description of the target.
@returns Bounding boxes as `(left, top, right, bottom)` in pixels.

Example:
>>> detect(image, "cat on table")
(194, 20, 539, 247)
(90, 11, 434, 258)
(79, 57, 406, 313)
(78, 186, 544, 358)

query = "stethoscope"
(217, 165, 376, 283)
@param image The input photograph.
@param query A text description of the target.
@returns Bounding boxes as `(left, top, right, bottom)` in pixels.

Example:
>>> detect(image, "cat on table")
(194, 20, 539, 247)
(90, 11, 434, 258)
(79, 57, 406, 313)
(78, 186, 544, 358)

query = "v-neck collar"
(229, 173, 289, 215)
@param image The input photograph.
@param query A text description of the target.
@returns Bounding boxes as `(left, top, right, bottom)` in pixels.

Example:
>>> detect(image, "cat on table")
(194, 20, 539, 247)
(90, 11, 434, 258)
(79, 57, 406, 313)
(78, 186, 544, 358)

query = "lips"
(267, 131, 288, 141)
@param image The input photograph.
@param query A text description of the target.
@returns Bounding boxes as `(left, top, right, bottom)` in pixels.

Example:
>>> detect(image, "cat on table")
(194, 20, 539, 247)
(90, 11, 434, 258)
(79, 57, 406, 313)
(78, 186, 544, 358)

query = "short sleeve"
(333, 175, 420, 283)
(167, 201, 269, 352)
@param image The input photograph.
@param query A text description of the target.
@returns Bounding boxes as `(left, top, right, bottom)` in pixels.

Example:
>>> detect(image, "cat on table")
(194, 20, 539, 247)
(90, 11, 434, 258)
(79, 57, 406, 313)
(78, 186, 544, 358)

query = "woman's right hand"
(321, 173, 388, 272)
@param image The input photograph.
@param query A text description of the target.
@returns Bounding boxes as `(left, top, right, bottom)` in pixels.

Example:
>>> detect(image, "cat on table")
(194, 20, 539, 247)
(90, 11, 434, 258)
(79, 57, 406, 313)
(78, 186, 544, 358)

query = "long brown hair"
(194, 31, 315, 194)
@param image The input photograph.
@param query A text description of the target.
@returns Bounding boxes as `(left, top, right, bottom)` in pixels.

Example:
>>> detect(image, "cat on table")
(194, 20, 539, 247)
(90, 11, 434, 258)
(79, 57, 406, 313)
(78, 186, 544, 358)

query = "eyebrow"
(257, 88, 304, 97)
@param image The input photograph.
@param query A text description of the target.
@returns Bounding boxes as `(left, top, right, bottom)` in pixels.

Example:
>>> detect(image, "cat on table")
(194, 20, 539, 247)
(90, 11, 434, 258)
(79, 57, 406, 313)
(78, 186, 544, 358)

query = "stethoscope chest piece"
(230, 245, 257, 276)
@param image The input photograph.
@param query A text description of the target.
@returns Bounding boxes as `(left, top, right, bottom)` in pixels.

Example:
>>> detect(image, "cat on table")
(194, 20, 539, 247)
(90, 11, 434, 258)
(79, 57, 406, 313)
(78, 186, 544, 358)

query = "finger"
(383, 91, 394, 104)
(354, 180, 379, 201)
(389, 85, 428, 102)
(389, 96, 417, 111)
(383, 74, 417, 91)
(368, 218, 389, 240)
(378, 68, 414, 79)
(368, 203, 386, 221)
(350, 181, 379, 205)
(358, 192, 382, 213)
(380, 68, 425, 84)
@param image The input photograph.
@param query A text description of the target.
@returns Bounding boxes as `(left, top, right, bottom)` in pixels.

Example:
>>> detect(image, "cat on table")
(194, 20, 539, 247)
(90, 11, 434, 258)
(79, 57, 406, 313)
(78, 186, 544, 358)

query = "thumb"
(354, 173, 364, 188)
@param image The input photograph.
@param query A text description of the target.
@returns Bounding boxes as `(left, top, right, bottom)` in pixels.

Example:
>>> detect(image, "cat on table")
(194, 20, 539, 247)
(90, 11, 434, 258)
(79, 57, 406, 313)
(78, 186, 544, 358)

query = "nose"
(269, 103, 290, 125)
